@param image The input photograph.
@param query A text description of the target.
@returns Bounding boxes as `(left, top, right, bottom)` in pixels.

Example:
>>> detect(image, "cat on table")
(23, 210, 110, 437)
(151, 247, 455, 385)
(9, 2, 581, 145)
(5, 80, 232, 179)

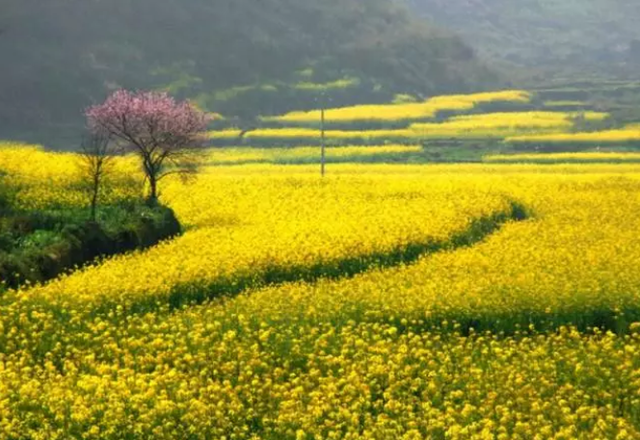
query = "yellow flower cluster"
(205, 145, 423, 165)
(506, 126, 640, 145)
(1, 317, 639, 439)
(485, 152, 640, 164)
(264, 90, 531, 123)
(208, 128, 244, 140)
(425, 90, 532, 107)
(543, 100, 585, 107)
(211, 110, 610, 145)
(0, 143, 141, 209)
(293, 77, 360, 91)
(3, 145, 640, 438)
(4, 164, 509, 316)
(409, 111, 606, 139)
(241, 128, 417, 144)
(231, 171, 640, 333)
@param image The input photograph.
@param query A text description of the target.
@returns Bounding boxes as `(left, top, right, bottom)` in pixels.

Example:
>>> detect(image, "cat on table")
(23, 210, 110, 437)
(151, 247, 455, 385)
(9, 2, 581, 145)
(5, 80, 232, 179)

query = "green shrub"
(0, 203, 181, 291)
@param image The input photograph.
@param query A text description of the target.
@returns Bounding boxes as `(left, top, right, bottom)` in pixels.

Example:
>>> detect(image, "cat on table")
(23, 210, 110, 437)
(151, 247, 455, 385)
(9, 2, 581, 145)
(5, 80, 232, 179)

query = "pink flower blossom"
(86, 90, 211, 202)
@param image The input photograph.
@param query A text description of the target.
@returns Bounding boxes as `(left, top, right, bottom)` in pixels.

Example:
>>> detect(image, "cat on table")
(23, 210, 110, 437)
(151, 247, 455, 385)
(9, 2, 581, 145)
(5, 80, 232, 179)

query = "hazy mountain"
(0, 0, 498, 148)
(407, 0, 640, 75)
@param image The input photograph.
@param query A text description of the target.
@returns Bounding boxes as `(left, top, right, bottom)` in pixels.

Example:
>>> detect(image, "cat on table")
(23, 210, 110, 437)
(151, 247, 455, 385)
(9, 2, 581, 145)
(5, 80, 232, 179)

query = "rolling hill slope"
(407, 0, 640, 74)
(0, 0, 499, 148)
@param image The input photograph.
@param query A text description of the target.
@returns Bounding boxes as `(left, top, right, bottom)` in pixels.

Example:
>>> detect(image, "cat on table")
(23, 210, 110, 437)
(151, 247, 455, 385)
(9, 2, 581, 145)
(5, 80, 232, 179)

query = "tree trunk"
(148, 175, 159, 206)
(90, 174, 99, 222)
(90, 191, 98, 222)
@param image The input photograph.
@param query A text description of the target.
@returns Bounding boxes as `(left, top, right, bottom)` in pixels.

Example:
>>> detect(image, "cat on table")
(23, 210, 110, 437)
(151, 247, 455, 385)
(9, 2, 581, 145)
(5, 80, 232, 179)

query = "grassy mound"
(0, 201, 181, 290)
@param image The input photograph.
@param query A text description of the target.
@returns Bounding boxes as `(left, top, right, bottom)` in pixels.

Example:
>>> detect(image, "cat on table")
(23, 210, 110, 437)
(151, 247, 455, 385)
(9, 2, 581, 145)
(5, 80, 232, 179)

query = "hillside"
(0, 0, 499, 148)
(407, 0, 640, 77)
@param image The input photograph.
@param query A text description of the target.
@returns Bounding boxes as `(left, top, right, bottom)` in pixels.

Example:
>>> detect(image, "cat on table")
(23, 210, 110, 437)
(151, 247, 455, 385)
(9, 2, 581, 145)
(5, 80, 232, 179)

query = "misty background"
(2, 0, 640, 148)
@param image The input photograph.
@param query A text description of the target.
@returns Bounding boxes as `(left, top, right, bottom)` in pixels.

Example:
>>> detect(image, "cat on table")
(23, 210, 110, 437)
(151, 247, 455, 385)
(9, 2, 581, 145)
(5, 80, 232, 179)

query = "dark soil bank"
(0, 204, 181, 291)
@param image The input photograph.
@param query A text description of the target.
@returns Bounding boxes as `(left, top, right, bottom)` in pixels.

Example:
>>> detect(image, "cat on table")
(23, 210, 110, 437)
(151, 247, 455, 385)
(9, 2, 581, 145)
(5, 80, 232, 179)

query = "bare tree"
(79, 131, 118, 222)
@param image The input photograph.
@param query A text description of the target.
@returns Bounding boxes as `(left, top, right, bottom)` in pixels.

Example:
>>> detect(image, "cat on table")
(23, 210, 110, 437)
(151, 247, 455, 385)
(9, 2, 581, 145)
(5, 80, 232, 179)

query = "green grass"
(0, 201, 181, 291)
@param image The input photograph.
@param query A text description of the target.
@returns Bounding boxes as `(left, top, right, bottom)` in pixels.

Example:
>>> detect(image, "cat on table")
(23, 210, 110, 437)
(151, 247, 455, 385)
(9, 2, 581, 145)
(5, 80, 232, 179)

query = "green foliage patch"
(0, 201, 181, 291)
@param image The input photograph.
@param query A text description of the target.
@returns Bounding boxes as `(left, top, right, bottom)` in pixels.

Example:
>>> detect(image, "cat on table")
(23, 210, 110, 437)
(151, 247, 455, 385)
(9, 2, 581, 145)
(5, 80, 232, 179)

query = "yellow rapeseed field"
(2, 165, 511, 315)
(506, 125, 640, 146)
(205, 145, 423, 164)
(230, 171, 640, 333)
(485, 151, 640, 163)
(263, 90, 531, 123)
(409, 111, 608, 139)
(208, 128, 244, 141)
(0, 143, 140, 209)
(2, 145, 640, 439)
(209, 127, 418, 144)
(241, 128, 418, 144)
(212, 110, 610, 145)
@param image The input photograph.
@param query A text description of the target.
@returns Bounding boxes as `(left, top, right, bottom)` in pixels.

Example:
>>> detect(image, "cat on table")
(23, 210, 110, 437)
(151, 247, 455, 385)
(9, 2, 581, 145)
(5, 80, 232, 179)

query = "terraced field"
(210, 88, 640, 156)
(485, 152, 640, 164)
(2, 145, 640, 438)
(260, 91, 532, 124)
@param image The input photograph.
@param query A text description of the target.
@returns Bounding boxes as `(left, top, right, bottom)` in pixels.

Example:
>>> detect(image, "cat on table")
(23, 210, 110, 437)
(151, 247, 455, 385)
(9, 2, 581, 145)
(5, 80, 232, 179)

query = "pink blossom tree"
(86, 90, 210, 204)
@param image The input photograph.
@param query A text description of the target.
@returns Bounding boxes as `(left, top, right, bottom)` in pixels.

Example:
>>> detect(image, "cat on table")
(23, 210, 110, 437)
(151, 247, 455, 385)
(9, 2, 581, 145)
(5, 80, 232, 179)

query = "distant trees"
(86, 90, 210, 204)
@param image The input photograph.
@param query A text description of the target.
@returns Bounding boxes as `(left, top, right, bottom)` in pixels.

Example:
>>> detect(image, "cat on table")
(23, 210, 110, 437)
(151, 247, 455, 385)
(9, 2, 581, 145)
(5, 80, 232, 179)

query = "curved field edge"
(161, 201, 529, 311)
(0, 202, 527, 361)
(219, 175, 640, 338)
(27, 200, 527, 318)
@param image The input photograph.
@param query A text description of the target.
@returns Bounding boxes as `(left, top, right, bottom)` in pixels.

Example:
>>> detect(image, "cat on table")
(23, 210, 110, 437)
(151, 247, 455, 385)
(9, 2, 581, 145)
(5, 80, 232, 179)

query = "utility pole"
(320, 90, 326, 177)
